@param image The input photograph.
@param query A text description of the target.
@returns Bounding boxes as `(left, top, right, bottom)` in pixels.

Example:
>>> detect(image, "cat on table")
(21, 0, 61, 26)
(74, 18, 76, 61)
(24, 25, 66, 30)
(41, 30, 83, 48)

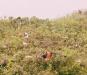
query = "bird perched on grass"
(24, 32, 29, 39)
(42, 51, 53, 61)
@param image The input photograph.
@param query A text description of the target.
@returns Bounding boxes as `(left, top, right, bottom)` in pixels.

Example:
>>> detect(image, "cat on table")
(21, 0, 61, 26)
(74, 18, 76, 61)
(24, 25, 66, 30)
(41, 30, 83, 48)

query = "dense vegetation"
(0, 10, 87, 75)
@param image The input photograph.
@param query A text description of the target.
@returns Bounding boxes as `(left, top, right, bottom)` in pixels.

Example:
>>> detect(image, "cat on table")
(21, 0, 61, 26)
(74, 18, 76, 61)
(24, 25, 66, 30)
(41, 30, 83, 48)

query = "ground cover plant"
(0, 10, 87, 75)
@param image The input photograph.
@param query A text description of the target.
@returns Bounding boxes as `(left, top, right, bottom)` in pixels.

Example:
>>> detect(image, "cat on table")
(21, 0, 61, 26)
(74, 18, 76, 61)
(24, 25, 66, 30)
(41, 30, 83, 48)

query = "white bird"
(24, 32, 29, 39)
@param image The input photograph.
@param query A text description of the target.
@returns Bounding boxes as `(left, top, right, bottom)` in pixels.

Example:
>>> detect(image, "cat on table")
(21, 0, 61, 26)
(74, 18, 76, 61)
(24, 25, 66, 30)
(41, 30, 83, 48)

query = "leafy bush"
(0, 10, 87, 75)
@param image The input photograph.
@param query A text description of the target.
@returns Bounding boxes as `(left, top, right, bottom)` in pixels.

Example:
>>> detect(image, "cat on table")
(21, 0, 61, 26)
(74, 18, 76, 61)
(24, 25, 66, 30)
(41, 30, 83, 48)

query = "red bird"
(42, 51, 53, 61)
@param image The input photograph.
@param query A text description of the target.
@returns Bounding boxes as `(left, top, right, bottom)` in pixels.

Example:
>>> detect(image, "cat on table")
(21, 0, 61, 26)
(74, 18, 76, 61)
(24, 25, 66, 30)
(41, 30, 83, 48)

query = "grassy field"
(0, 10, 87, 75)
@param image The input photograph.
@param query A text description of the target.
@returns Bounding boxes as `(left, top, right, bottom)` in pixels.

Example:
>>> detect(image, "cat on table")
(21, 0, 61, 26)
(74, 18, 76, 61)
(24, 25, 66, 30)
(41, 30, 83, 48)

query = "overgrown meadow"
(0, 10, 87, 75)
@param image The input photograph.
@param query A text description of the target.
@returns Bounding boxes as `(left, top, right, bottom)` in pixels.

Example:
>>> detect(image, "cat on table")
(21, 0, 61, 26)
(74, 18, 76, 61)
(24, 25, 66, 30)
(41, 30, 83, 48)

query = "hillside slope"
(0, 10, 87, 75)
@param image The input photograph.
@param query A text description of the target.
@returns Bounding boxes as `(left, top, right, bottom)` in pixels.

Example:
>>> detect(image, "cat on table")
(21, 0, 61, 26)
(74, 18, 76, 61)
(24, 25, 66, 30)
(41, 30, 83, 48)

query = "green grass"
(0, 10, 87, 75)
